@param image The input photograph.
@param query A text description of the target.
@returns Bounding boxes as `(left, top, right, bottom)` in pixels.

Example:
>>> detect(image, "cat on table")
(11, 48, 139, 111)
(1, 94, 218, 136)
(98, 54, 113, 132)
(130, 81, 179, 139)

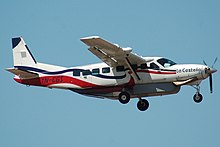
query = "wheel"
(137, 99, 149, 111)
(193, 93, 203, 103)
(119, 92, 130, 104)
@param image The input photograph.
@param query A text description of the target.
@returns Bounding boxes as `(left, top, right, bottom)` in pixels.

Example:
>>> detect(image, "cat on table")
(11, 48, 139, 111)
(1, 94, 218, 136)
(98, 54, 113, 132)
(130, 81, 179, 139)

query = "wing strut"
(124, 56, 141, 82)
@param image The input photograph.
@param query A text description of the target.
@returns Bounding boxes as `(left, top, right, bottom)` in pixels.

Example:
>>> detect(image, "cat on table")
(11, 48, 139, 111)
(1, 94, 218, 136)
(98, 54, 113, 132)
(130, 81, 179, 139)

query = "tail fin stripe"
(12, 38, 21, 48)
(25, 45, 37, 64)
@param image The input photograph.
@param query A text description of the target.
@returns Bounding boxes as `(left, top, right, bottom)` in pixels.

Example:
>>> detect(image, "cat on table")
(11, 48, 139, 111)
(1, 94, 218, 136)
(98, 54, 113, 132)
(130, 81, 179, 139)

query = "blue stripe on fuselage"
(14, 66, 126, 80)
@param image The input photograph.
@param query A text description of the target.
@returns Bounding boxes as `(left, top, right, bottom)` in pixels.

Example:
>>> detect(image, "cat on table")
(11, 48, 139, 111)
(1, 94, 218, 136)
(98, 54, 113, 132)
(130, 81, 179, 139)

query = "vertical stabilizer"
(12, 37, 37, 66)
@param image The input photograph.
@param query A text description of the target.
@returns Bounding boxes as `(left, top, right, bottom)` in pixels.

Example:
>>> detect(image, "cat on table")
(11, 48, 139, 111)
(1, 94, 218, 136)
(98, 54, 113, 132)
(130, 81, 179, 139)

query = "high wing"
(80, 36, 152, 67)
(80, 36, 153, 81)
(6, 68, 39, 79)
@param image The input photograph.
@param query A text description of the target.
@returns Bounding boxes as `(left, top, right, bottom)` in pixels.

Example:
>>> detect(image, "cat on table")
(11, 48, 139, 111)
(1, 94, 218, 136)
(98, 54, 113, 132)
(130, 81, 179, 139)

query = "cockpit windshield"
(157, 58, 176, 68)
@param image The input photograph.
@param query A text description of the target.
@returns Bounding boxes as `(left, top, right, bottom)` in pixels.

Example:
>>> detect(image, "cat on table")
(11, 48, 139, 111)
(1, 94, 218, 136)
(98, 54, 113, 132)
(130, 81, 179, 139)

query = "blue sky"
(1, 0, 220, 146)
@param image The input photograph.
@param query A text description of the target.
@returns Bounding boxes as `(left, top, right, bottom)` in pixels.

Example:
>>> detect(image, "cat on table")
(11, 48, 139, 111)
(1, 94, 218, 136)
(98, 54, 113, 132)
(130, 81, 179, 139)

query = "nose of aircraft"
(205, 66, 217, 74)
(210, 67, 217, 74)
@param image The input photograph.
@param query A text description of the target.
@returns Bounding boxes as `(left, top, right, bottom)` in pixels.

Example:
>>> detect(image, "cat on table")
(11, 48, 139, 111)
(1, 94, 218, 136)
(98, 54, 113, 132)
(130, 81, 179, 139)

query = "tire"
(193, 93, 203, 103)
(137, 99, 149, 111)
(119, 92, 130, 104)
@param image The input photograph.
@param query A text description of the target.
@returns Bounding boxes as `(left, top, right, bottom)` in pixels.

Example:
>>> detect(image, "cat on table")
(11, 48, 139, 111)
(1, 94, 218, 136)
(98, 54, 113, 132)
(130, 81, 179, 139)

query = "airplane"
(6, 36, 217, 111)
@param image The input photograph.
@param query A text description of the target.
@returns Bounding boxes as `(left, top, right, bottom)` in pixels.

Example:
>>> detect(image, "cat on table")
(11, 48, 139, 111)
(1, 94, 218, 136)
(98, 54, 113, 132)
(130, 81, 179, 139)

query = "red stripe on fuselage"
(14, 75, 135, 91)
(14, 75, 97, 88)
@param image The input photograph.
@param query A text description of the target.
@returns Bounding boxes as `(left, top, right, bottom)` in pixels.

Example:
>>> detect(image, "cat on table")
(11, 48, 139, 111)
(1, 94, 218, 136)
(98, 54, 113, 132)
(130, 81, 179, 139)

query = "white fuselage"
(13, 57, 209, 99)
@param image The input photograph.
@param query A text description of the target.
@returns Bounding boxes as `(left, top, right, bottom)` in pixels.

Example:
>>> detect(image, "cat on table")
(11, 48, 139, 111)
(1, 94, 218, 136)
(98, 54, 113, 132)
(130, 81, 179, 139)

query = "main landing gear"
(137, 98, 149, 111)
(118, 92, 149, 111)
(192, 85, 203, 103)
(118, 91, 130, 104)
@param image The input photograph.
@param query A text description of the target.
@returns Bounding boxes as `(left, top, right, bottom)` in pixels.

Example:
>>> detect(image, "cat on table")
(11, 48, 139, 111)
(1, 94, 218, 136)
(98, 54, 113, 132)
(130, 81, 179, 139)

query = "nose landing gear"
(193, 93, 203, 103)
(192, 85, 203, 103)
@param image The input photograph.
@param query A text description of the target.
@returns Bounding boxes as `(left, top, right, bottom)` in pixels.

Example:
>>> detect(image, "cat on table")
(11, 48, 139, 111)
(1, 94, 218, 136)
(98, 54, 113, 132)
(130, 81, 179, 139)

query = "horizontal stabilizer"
(6, 68, 39, 79)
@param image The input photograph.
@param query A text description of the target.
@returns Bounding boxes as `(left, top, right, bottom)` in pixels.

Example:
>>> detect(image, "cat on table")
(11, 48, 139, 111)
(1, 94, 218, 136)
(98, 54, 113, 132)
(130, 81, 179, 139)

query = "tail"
(8, 37, 65, 79)
(6, 37, 39, 79)
(12, 37, 37, 66)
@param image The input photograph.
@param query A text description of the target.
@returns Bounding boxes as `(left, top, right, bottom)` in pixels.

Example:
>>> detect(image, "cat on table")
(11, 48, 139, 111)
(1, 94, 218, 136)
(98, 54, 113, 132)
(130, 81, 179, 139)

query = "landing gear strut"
(137, 98, 149, 111)
(192, 85, 203, 103)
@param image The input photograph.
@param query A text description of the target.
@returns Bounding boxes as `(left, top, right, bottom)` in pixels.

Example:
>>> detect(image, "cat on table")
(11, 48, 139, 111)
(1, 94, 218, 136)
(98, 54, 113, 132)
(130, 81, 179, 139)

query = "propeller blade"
(209, 74, 213, 93)
(212, 57, 218, 68)
(203, 60, 207, 65)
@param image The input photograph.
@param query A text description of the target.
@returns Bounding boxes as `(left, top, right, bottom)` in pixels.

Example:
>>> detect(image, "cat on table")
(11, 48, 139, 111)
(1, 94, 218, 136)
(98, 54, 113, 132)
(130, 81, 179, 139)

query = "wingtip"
(80, 36, 100, 41)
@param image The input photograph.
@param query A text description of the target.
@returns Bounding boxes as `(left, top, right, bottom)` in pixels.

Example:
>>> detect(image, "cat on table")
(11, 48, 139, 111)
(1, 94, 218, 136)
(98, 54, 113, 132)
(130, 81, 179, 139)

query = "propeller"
(212, 57, 218, 68)
(209, 74, 213, 93)
(203, 57, 217, 93)
(203, 60, 207, 66)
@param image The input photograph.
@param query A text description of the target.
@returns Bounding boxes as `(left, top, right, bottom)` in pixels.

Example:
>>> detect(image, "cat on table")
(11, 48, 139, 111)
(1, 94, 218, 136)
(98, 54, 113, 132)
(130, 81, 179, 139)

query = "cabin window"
(102, 67, 110, 73)
(140, 63, 148, 69)
(92, 68, 100, 75)
(82, 70, 91, 76)
(131, 64, 138, 70)
(150, 63, 159, 70)
(73, 69, 81, 76)
(116, 66, 125, 72)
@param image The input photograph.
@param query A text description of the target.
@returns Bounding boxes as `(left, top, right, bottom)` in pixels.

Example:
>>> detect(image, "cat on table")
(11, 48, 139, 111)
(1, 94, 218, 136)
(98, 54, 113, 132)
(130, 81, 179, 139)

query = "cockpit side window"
(150, 63, 159, 70)
(157, 58, 176, 68)
(140, 63, 148, 69)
